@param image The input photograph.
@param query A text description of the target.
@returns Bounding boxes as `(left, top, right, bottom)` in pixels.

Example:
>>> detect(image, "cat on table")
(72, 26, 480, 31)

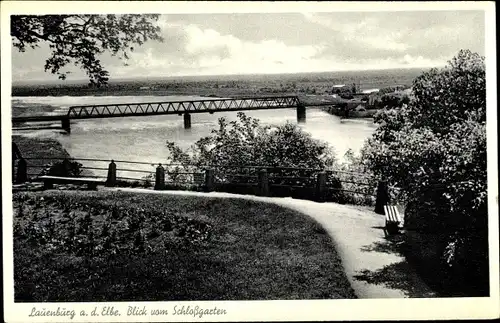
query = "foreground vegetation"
(13, 190, 356, 301)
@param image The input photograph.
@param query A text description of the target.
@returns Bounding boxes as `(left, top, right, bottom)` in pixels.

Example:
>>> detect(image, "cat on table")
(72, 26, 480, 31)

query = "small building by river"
(323, 99, 379, 118)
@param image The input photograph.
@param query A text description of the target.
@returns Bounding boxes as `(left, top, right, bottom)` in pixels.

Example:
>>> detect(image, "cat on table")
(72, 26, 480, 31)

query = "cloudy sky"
(11, 10, 485, 81)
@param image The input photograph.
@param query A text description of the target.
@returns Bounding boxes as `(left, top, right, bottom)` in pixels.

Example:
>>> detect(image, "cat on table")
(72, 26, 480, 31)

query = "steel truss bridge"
(66, 95, 302, 118)
(11, 95, 338, 133)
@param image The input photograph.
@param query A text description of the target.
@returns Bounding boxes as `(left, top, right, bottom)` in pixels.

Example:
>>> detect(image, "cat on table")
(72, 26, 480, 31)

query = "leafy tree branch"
(11, 14, 164, 86)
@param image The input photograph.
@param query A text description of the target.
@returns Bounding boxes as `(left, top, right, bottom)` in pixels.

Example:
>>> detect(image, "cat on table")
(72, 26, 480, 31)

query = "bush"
(339, 93, 354, 100)
(373, 94, 410, 110)
(360, 50, 488, 295)
(164, 112, 337, 186)
(378, 85, 408, 95)
(41, 159, 83, 177)
(335, 149, 377, 206)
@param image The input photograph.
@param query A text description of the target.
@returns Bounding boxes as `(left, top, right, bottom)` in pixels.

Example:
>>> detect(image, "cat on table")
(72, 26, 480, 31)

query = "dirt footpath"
(112, 188, 437, 298)
(269, 198, 437, 298)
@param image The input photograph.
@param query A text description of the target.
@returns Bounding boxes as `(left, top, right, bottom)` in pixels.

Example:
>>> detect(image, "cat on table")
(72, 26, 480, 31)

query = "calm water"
(13, 95, 377, 178)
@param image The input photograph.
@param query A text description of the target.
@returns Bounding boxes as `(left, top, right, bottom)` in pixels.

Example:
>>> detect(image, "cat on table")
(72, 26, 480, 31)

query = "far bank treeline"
(12, 70, 420, 99)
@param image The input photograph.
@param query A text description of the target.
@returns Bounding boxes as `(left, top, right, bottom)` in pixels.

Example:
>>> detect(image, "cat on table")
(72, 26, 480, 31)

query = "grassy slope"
(13, 135, 70, 160)
(13, 190, 356, 301)
(11, 102, 59, 128)
(11, 103, 58, 118)
(13, 135, 71, 178)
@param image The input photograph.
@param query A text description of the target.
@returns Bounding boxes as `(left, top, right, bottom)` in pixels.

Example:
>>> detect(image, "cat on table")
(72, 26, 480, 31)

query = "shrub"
(335, 149, 377, 205)
(360, 50, 488, 295)
(41, 159, 83, 177)
(162, 112, 341, 198)
(373, 94, 410, 110)
(166, 112, 336, 169)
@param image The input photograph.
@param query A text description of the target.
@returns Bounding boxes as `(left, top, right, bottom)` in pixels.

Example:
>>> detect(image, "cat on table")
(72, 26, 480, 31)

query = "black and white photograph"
(2, 1, 498, 322)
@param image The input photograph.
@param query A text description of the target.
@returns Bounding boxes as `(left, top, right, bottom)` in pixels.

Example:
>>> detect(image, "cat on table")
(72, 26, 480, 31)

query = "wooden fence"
(12, 157, 391, 208)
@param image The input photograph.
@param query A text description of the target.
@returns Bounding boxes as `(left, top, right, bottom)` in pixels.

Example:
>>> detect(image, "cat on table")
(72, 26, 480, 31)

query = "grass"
(14, 135, 70, 161)
(13, 135, 77, 179)
(11, 103, 58, 118)
(11, 102, 59, 128)
(13, 190, 356, 301)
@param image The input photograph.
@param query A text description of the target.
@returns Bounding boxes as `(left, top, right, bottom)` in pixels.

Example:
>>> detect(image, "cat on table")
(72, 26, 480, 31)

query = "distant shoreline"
(11, 89, 263, 98)
(12, 67, 428, 87)
(11, 68, 420, 99)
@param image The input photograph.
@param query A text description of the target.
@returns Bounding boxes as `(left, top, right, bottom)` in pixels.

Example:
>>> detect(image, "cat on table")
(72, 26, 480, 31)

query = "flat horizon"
(11, 66, 431, 87)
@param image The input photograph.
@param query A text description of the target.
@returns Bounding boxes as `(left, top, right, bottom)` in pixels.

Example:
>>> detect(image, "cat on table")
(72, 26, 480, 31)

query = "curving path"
(109, 188, 437, 299)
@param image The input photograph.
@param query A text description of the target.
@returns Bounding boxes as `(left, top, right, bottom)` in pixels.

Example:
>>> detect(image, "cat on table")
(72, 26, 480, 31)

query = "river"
(12, 95, 377, 178)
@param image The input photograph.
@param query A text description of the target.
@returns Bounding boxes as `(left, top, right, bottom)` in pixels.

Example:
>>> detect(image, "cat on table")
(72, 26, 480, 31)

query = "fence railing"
(19, 157, 154, 184)
(12, 157, 391, 207)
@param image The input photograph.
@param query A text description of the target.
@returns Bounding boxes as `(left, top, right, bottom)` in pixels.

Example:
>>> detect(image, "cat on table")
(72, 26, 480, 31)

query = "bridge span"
(12, 95, 340, 133)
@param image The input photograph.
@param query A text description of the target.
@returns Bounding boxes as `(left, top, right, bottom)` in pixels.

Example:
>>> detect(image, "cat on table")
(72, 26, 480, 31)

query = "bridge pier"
(296, 103, 306, 123)
(183, 113, 191, 129)
(61, 117, 71, 133)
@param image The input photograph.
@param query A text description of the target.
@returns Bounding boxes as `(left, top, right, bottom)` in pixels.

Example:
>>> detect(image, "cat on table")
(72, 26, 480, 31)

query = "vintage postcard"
(2, 1, 498, 322)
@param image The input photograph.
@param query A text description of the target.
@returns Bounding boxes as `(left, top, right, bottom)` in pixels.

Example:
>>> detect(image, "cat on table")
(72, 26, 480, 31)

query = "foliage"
(161, 112, 350, 201)
(336, 149, 378, 205)
(373, 94, 410, 110)
(40, 159, 83, 177)
(332, 83, 357, 96)
(378, 85, 408, 94)
(11, 14, 163, 86)
(115, 179, 152, 189)
(165, 112, 337, 185)
(168, 112, 336, 169)
(410, 52, 486, 132)
(362, 49, 486, 211)
(360, 50, 487, 292)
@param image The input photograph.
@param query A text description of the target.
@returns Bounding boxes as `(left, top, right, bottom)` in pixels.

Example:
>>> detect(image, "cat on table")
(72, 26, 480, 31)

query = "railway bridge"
(12, 95, 341, 133)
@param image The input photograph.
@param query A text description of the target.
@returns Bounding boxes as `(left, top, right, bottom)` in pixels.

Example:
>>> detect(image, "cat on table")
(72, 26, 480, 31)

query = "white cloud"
(303, 13, 408, 53)
(123, 24, 328, 76)
(184, 25, 237, 55)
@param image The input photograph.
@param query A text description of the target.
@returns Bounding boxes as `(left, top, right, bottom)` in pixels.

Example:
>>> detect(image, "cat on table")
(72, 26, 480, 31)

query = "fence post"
(205, 168, 214, 192)
(316, 172, 327, 202)
(258, 169, 269, 196)
(15, 158, 28, 184)
(375, 180, 390, 214)
(154, 164, 165, 190)
(105, 160, 117, 187)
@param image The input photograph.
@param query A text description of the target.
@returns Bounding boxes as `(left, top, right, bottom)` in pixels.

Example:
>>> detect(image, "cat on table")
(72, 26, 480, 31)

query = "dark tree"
(11, 14, 164, 86)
